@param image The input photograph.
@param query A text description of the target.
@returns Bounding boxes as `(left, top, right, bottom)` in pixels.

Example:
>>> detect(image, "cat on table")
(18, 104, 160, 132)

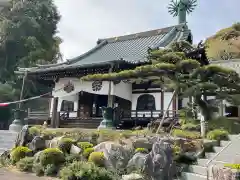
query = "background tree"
(205, 23, 240, 60)
(0, 0, 61, 107)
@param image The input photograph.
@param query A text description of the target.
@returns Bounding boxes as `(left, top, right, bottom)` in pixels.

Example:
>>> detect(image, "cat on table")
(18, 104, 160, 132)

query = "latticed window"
(61, 100, 74, 112)
(136, 94, 156, 111)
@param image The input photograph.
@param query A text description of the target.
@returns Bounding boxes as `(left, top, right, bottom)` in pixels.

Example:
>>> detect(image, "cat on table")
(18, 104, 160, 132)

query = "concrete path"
(0, 168, 58, 180)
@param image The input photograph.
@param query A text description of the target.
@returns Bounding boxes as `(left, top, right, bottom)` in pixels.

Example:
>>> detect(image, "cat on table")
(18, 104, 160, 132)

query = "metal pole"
(18, 71, 27, 109)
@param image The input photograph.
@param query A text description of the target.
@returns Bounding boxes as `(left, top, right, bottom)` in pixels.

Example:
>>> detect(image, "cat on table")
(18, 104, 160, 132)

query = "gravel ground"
(0, 168, 58, 180)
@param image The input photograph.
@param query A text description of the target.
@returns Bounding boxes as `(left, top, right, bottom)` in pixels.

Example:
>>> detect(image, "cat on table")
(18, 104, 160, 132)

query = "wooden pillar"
(172, 93, 177, 116)
(238, 106, 240, 120)
(161, 90, 164, 115)
(107, 64, 114, 107)
(51, 97, 58, 128)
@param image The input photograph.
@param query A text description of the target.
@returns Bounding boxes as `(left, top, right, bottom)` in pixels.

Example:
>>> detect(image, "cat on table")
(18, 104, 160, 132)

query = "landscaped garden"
(0, 115, 234, 180)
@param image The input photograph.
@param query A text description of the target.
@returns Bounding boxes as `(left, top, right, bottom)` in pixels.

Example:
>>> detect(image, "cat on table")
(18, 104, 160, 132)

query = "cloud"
(54, 0, 240, 59)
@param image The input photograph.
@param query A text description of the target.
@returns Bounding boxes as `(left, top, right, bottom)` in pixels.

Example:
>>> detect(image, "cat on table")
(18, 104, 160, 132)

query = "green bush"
(83, 147, 94, 158)
(16, 157, 34, 172)
(172, 129, 201, 139)
(58, 138, 75, 153)
(10, 146, 32, 163)
(28, 126, 43, 136)
(77, 142, 93, 150)
(44, 164, 59, 176)
(39, 148, 65, 167)
(207, 129, 229, 141)
(88, 152, 105, 167)
(32, 163, 44, 176)
(182, 123, 200, 131)
(208, 117, 240, 134)
(59, 161, 116, 180)
(65, 154, 84, 164)
(134, 148, 148, 154)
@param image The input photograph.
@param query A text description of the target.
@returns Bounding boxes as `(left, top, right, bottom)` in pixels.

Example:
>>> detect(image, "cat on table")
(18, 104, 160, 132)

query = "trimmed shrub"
(59, 161, 116, 180)
(182, 123, 200, 131)
(173, 145, 181, 156)
(65, 154, 84, 164)
(32, 163, 44, 176)
(208, 116, 240, 134)
(10, 146, 32, 163)
(58, 138, 75, 153)
(88, 152, 105, 167)
(28, 126, 43, 136)
(172, 129, 201, 139)
(44, 164, 59, 176)
(83, 147, 94, 159)
(134, 148, 148, 154)
(77, 142, 93, 150)
(207, 129, 229, 141)
(39, 148, 65, 167)
(16, 157, 34, 172)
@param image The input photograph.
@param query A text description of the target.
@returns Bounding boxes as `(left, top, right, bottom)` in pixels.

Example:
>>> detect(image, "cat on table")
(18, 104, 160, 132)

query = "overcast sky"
(53, 0, 239, 60)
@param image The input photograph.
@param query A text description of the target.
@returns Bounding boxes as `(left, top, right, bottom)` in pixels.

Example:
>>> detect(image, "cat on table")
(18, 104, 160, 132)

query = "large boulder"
(48, 136, 64, 148)
(28, 136, 46, 152)
(127, 152, 148, 172)
(132, 137, 152, 150)
(70, 144, 82, 154)
(94, 141, 132, 170)
(15, 125, 32, 147)
(145, 140, 175, 180)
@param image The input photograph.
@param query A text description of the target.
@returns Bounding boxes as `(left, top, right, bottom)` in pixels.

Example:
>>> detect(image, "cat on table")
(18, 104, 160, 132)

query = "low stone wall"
(211, 165, 240, 180)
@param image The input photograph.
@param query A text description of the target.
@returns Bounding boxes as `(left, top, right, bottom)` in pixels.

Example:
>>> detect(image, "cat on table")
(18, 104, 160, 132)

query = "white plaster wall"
(50, 78, 132, 116)
(182, 98, 189, 108)
(112, 81, 132, 101)
(164, 92, 173, 111)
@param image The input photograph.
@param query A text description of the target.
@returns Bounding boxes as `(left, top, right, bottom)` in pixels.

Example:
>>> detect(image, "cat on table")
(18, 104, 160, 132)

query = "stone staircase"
(179, 134, 240, 180)
(0, 130, 18, 155)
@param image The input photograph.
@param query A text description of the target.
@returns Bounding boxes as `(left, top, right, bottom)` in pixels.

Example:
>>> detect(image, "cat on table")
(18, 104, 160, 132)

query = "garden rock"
(127, 152, 148, 172)
(33, 150, 43, 163)
(132, 137, 152, 150)
(94, 141, 132, 170)
(144, 140, 175, 180)
(28, 136, 46, 152)
(15, 125, 32, 147)
(48, 136, 64, 148)
(122, 173, 144, 180)
(70, 144, 81, 154)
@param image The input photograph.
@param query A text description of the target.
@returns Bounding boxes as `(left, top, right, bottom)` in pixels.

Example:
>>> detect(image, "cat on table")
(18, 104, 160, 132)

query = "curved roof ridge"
(98, 23, 187, 43)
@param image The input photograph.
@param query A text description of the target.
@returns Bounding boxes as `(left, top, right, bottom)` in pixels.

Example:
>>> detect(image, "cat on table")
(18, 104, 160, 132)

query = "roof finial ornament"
(168, 0, 197, 24)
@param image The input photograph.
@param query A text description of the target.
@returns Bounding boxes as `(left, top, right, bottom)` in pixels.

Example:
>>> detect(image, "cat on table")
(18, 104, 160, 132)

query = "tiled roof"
(27, 23, 191, 73)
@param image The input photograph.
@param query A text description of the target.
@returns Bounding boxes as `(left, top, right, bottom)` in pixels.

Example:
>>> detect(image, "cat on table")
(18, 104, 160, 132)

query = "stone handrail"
(205, 134, 240, 180)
